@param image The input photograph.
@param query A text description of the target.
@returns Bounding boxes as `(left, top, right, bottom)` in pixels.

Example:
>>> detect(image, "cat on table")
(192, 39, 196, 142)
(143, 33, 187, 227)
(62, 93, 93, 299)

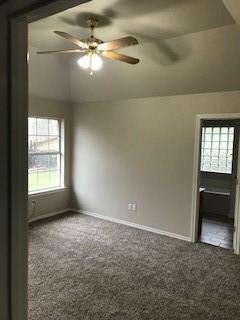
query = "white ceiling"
(29, 0, 234, 48)
(29, 0, 240, 103)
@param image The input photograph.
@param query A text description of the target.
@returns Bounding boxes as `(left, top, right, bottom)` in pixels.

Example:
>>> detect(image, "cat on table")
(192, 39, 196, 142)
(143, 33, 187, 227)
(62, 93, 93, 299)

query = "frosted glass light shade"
(77, 55, 90, 69)
(78, 53, 103, 71)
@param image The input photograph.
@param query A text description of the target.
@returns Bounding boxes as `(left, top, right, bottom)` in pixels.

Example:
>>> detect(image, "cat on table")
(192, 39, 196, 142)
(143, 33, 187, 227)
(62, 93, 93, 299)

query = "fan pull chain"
(90, 54, 93, 76)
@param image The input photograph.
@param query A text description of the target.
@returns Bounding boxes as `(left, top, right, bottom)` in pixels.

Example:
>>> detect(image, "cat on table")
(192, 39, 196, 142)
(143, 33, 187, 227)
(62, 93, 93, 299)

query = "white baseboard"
(30, 207, 191, 242)
(28, 208, 71, 223)
(71, 209, 191, 242)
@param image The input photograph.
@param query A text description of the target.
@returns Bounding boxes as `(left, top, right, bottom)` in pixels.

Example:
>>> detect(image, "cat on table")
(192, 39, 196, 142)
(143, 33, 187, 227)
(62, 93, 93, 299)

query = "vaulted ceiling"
(29, 0, 240, 102)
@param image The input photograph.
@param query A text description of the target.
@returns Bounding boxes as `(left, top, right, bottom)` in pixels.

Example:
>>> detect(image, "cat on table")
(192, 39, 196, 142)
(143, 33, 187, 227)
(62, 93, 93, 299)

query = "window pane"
(220, 142, 227, 149)
(28, 172, 38, 191)
(212, 142, 219, 149)
(28, 154, 38, 172)
(229, 134, 234, 142)
(204, 149, 211, 156)
(221, 127, 228, 134)
(49, 154, 60, 170)
(49, 119, 59, 135)
(37, 118, 48, 135)
(35, 155, 49, 171)
(49, 170, 60, 187)
(220, 150, 227, 156)
(200, 126, 234, 174)
(28, 154, 38, 191)
(220, 134, 228, 142)
(204, 142, 211, 148)
(219, 166, 226, 172)
(211, 157, 218, 164)
(219, 158, 226, 165)
(48, 136, 59, 152)
(212, 134, 219, 142)
(213, 128, 220, 134)
(28, 136, 37, 153)
(203, 156, 210, 164)
(28, 118, 36, 135)
(203, 164, 211, 171)
(211, 149, 218, 156)
(211, 164, 218, 171)
(205, 128, 212, 134)
(205, 134, 212, 142)
(38, 170, 50, 189)
(37, 136, 49, 153)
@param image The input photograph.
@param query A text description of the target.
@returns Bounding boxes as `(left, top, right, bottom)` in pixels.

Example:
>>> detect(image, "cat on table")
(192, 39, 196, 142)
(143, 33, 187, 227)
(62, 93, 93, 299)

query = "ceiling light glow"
(78, 53, 103, 72)
(77, 54, 90, 69)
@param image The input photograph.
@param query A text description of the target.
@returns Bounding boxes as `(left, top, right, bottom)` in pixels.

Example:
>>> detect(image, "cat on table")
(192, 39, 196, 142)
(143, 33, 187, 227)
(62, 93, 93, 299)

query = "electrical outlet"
(132, 204, 137, 211)
(128, 203, 132, 211)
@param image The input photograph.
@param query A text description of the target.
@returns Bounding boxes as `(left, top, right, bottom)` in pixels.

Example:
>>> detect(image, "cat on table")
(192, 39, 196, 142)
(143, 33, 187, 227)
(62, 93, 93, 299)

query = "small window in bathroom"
(200, 127, 234, 174)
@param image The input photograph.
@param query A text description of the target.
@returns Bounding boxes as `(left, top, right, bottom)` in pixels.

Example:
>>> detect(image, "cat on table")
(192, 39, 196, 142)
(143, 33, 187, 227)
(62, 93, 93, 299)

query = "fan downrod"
(87, 18, 99, 29)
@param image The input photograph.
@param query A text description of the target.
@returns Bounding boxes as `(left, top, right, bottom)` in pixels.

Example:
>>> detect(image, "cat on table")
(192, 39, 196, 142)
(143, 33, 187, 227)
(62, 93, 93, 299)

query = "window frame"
(28, 116, 65, 194)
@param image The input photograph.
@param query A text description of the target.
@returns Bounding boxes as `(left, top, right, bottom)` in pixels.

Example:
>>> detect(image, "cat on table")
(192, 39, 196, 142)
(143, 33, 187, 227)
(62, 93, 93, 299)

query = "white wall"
(29, 46, 71, 102)
(28, 96, 72, 219)
(28, 42, 73, 220)
(71, 91, 240, 238)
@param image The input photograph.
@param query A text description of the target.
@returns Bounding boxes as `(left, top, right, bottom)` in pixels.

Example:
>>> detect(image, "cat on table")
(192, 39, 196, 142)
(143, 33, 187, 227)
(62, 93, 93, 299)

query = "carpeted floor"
(28, 213, 240, 320)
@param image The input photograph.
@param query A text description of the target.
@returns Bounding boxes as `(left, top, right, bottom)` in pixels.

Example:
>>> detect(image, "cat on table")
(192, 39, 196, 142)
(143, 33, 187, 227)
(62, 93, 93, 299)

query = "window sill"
(201, 171, 232, 176)
(28, 186, 68, 197)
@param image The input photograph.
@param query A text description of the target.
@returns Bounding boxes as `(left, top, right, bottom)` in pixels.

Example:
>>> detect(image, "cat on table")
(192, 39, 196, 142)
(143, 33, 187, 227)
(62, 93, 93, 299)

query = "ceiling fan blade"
(37, 49, 86, 54)
(102, 51, 139, 64)
(54, 31, 89, 49)
(98, 36, 138, 51)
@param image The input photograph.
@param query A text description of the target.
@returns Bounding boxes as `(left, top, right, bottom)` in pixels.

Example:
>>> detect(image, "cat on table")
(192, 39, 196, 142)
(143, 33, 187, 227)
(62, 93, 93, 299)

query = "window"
(28, 117, 63, 193)
(200, 127, 234, 174)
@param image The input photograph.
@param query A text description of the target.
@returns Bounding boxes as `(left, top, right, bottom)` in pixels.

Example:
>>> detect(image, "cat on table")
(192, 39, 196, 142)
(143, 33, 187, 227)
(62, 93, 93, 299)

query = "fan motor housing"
(82, 37, 103, 49)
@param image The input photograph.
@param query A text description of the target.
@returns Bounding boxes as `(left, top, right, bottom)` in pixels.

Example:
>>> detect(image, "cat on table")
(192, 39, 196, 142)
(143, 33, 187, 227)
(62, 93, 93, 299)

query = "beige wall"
(29, 46, 71, 102)
(71, 91, 240, 238)
(28, 96, 72, 219)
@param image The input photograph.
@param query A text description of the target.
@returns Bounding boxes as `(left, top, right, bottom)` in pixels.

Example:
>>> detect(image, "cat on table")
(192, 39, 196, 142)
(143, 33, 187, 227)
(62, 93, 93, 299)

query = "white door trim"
(191, 113, 240, 254)
(7, 1, 92, 320)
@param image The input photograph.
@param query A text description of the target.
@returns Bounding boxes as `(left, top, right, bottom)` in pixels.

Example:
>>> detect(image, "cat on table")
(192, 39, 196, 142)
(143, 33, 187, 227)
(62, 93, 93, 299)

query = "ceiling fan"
(37, 18, 140, 74)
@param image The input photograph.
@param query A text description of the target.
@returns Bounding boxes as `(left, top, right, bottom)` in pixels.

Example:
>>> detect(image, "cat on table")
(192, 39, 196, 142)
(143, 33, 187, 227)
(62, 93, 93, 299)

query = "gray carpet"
(28, 213, 240, 320)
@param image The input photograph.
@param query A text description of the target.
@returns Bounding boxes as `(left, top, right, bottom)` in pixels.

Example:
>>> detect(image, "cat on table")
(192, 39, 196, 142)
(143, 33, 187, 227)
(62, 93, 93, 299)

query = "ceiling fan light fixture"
(77, 54, 90, 69)
(91, 53, 103, 71)
(37, 17, 140, 68)
(78, 53, 103, 72)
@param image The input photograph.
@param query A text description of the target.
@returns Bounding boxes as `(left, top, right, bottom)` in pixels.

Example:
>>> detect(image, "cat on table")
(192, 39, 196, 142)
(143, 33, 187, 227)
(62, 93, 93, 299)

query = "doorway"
(191, 114, 240, 253)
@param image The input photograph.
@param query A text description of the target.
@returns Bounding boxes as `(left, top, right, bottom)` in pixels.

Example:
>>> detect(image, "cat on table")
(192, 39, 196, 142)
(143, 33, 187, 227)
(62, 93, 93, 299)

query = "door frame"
(191, 113, 240, 254)
(4, 1, 91, 320)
